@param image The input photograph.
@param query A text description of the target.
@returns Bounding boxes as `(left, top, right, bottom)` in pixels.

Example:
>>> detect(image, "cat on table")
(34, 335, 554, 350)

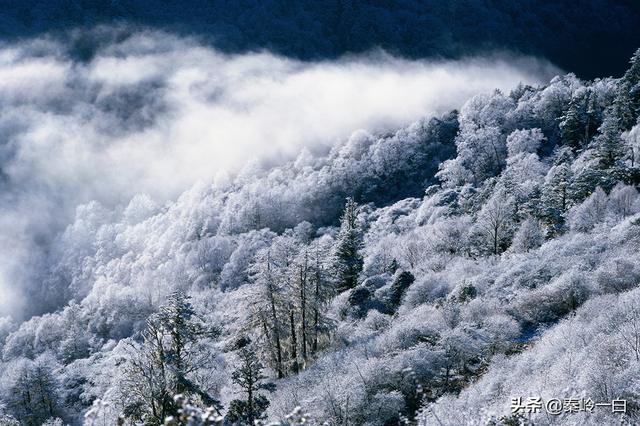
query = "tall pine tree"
(594, 108, 626, 169)
(123, 292, 220, 424)
(333, 198, 363, 293)
(559, 95, 586, 150)
(622, 48, 640, 118)
(248, 248, 287, 379)
(226, 339, 274, 425)
(613, 81, 636, 131)
(540, 150, 574, 236)
(584, 89, 599, 143)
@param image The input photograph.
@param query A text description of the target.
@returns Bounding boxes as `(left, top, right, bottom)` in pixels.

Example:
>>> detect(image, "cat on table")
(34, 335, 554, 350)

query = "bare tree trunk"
(300, 253, 308, 365)
(290, 307, 298, 374)
(266, 256, 284, 378)
(247, 371, 254, 425)
(268, 295, 283, 378)
(312, 296, 319, 355)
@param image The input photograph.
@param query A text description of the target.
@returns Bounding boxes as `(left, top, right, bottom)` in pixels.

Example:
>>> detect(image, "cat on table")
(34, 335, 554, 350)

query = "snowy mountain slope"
(1, 40, 640, 426)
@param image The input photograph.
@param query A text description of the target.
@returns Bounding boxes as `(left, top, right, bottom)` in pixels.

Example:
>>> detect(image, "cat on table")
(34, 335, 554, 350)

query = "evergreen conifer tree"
(226, 339, 274, 425)
(559, 96, 585, 150)
(622, 48, 640, 116)
(123, 292, 220, 424)
(540, 155, 573, 236)
(595, 109, 625, 168)
(333, 198, 364, 292)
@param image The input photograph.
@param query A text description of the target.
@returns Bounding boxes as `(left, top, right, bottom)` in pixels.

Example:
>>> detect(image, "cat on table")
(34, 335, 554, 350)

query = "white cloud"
(0, 30, 560, 317)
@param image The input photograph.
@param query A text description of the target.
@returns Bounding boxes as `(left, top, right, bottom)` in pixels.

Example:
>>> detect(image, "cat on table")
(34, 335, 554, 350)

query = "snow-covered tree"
(621, 48, 640, 121)
(333, 198, 364, 292)
(624, 119, 640, 167)
(474, 193, 516, 255)
(540, 153, 573, 235)
(122, 293, 220, 424)
(568, 187, 608, 232)
(248, 248, 288, 379)
(226, 339, 274, 425)
(3, 355, 62, 425)
(506, 128, 544, 157)
(607, 183, 640, 219)
(559, 94, 587, 149)
(594, 108, 626, 168)
(510, 216, 544, 253)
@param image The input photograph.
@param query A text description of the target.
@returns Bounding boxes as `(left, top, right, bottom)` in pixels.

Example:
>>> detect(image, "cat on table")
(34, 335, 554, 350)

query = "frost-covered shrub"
(0, 317, 15, 355)
(2, 314, 67, 361)
(367, 391, 405, 424)
(481, 314, 521, 354)
(513, 270, 595, 324)
(362, 310, 391, 332)
(595, 257, 640, 293)
(509, 217, 544, 253)
(429, 216, 473, 257)
(568, 187, 608, 232)
(379, 305, 442, 350)
(506, 128, 545, 156)
(402, 274, 452, 310)
(422, 289, 640, 426)
(607, 183, 640, 219)
(361, 274, 391, 292)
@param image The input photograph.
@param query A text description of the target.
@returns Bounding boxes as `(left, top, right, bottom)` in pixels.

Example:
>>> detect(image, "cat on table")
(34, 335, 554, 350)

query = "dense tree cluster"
(1, 49, 640, 425)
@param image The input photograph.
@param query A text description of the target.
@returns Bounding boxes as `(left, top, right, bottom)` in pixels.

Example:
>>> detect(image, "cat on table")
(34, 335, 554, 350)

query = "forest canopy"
(0, 2, 640, 421)
(0, 39, 639, 424)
